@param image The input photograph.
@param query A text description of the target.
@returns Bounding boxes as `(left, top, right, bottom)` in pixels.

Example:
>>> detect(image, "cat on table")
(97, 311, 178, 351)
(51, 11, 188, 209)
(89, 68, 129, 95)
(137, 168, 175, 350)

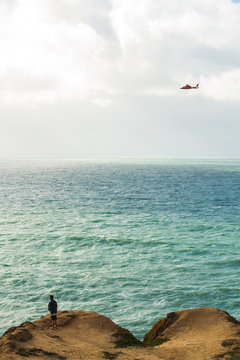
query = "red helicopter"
(180, 83, 199, 89)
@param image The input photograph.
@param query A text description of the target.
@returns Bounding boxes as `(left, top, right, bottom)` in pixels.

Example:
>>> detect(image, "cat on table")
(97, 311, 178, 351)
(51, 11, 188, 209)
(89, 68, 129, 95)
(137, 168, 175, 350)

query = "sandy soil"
(1, 307, 240, 360)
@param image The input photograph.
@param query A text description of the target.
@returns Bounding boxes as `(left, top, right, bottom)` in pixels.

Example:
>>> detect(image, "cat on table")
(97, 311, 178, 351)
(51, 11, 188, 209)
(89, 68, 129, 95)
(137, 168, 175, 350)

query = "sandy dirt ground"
(1, 307, 240, 360)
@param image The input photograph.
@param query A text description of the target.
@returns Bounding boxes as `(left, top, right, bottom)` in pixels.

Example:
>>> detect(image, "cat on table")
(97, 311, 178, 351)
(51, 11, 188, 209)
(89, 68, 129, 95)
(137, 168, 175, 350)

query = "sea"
(0, 158, 240, 340)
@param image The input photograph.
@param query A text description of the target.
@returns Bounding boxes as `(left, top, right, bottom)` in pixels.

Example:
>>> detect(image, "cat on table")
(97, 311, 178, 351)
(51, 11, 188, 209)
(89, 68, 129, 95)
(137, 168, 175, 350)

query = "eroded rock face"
(143, 311, 178, 346)
(1, 308, 240, 360)
(143, 307, 240, 359)
(0, 310, 144, 360)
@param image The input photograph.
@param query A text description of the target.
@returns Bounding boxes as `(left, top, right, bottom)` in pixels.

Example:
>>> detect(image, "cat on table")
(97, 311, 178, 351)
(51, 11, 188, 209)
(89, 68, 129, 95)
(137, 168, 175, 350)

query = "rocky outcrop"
(143, 311, 178, 346)
(143, 307, 240, 359)
(1, 308, 240, 359)
(0, 310, 144, 360)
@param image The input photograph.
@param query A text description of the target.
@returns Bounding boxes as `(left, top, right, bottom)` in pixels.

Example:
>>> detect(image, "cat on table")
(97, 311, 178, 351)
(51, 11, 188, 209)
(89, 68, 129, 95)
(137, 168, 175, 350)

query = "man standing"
(48, 295, 58, 329)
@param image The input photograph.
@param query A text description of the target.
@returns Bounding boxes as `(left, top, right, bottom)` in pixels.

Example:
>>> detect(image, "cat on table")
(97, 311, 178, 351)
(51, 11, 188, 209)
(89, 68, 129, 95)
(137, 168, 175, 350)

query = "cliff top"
(1, 307, 240, 360)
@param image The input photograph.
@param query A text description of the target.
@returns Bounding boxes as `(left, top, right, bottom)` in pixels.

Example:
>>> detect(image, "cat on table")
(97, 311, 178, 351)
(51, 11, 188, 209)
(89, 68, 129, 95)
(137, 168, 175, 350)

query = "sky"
(0, 0, 240, 158)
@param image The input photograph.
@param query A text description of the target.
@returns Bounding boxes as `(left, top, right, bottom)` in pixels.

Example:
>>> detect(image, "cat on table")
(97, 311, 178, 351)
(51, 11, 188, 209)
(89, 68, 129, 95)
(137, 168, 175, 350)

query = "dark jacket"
(48, 299, 57, 314)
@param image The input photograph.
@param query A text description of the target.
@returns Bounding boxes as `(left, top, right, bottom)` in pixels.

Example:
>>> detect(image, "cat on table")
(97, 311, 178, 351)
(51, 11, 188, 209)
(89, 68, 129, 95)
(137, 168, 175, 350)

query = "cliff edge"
(1, 308, 240, 360)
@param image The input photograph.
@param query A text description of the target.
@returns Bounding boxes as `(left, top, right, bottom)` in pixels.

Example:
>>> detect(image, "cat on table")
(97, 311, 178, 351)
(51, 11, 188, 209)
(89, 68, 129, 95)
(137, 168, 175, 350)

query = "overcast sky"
(1, 0, 240, 158)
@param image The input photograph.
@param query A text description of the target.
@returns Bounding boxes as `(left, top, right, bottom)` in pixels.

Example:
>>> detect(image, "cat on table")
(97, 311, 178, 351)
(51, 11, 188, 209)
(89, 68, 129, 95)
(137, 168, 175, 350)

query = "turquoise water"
(1, 158, 240, 339)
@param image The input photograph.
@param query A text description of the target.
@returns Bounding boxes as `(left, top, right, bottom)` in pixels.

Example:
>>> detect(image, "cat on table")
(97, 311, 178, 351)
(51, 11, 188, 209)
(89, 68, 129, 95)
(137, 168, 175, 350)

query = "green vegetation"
(16, 347, 66, 359)
(145, 337, 169, 347)
(112, 328, 144, 348)
(143, 312, 177, 347)
(214, 339, 240, 359)
(103, 351, 121, 360)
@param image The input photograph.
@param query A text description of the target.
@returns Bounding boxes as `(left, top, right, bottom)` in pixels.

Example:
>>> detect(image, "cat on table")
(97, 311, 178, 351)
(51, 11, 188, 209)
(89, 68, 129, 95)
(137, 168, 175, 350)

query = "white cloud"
(0, 0, 240, 106)
(0, 0, 117, 104)
(201, 69, 240, 101)
(110, 0, 240, 99)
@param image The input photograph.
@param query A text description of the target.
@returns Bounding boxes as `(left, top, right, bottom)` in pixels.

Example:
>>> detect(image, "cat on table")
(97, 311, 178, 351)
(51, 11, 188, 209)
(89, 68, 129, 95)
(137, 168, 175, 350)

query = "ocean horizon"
(1, 158, 240, 339)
